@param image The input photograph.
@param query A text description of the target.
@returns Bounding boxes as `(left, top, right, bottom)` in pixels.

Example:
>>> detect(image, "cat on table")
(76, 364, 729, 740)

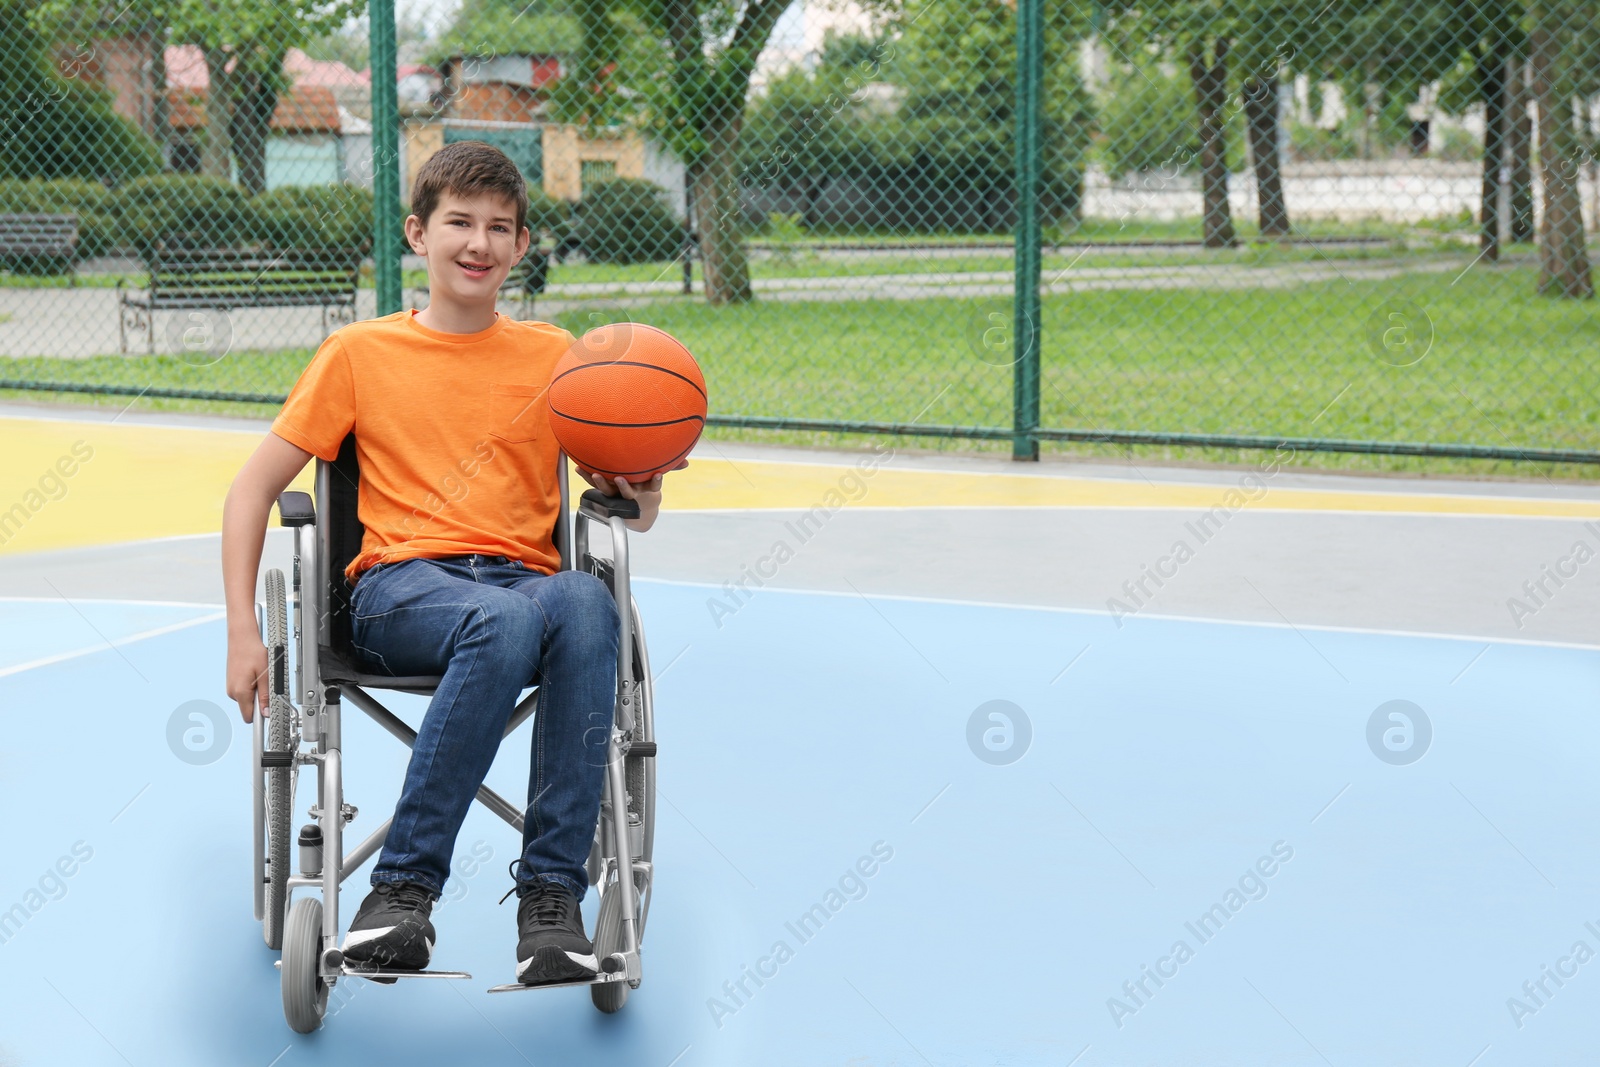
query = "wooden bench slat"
(0, 212, 80, 259)
(122, 246, 362, 316)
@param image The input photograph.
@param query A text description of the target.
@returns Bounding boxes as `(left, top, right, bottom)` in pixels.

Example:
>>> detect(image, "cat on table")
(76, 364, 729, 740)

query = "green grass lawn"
(3, 261, 1595, 481)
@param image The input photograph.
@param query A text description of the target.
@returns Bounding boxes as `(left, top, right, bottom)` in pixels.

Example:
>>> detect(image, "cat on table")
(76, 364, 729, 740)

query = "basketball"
(546, 322, 708, 483)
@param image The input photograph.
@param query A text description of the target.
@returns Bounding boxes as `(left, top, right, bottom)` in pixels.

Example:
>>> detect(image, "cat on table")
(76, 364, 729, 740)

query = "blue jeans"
(348, 553, 619, 901)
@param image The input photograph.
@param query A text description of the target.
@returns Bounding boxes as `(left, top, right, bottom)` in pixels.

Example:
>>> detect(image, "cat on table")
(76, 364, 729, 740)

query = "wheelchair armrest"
(277, 491, 316, 527)
(579, 488, 640, 521)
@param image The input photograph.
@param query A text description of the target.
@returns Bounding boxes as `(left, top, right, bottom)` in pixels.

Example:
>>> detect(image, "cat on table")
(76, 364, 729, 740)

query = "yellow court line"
(1, 415, 1598, 557)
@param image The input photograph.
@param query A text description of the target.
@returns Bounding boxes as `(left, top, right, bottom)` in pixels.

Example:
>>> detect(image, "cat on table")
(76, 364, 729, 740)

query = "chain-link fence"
(0, 0, 1595, 471)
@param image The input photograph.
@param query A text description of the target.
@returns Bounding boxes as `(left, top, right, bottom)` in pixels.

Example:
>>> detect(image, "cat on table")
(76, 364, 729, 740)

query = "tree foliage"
(0, 0, 163, 182)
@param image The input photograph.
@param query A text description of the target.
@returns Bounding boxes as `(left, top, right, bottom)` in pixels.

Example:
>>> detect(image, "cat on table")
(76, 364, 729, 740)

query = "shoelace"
(497, 858, 572, 925)
(379, 880, 434, 912)
(519, 883, 574, 928)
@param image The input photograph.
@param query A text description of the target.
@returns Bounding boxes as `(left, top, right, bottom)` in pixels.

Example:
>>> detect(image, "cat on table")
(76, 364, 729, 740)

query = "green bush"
(740, 63, 1091, 234)
(0, 4, 163, 185)
(526, 185, 570, 240)
(1095, 64, 1245, 179)
(0, 179, 117, 269)
(1434, 124, 1481, 163)
(1288, 120, 1363, 163)
(576, 178, 682, 263)
(253, 183, 374, 251)
(113, 175, 257, 256)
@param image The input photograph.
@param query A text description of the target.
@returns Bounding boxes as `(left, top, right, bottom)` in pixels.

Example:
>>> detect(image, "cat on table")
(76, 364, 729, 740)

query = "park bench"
(117, 245, 363, 354)
(0, 214, 80, 283)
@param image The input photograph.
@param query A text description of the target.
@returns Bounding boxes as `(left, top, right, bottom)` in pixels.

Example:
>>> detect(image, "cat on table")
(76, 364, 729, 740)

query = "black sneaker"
(504, 874, 598, 984)
(341, 880, 436, 975)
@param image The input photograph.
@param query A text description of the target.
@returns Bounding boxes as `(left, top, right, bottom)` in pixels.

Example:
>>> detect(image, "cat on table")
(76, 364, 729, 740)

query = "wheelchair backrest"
(318, 433, 366, 656)
(313, 432, 572, 656)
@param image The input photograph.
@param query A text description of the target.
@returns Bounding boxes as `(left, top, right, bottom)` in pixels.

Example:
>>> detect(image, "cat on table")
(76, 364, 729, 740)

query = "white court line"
(4, 541, 1593, 654)
(0, 610, 227, 679)
(633, 576, 1600, 653)
(658, 505, 1600, 522)
(0, 595, 226, 609)
(0, 410, 266, 435)
(2, 579, 1592, 680)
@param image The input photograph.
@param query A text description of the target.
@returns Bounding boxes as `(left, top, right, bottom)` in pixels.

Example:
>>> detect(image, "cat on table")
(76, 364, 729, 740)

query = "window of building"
(580, 159, 617, 195)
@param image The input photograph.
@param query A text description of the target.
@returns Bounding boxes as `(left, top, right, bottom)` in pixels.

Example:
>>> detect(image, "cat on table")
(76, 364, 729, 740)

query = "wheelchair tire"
(589, 883, 640, 1013)
(591, 600, 655, 1014)
(282, 896, 329, 1033)
(626, 598, 656, 936)
(263, 569, 294, 951)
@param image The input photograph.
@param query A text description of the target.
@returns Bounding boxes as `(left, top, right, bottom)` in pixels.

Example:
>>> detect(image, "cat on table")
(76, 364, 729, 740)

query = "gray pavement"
(3, 253, 1476, 358)
(1, 401, 1595, 648)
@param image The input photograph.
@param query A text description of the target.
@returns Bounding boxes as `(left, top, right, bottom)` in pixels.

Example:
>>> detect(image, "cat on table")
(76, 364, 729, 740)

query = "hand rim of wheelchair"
(256, 569, 295, 951)
(258, 454, 655, 1032)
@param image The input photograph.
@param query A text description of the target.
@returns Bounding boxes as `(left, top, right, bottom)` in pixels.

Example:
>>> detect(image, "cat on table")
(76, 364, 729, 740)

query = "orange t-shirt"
(271, 309, 576, 586)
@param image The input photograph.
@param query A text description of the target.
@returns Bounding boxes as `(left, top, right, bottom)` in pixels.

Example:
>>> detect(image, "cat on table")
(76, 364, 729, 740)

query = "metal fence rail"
(0, 0, 1594, 466)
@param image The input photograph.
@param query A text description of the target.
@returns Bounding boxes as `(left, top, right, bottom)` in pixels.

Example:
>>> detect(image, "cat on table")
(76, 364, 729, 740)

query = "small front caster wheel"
(282, 897, 330, 1033)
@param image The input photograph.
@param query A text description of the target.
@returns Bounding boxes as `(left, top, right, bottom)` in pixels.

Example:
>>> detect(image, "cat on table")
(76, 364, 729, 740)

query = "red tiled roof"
(165, 45, 366, 90)
(166, 84, 342, 133)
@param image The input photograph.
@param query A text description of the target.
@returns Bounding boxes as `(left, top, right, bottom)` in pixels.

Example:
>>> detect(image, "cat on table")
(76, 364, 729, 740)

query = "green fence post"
(1012, 0, 1042, 461)
(371, 0, 402, 317)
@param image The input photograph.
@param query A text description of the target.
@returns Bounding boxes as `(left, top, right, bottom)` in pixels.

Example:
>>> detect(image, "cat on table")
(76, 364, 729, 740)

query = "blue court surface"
(2, 577, 1598, 1067)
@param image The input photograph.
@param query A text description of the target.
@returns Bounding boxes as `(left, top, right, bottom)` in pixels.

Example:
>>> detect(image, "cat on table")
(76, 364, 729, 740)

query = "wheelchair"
(251, 432, 656, 1033)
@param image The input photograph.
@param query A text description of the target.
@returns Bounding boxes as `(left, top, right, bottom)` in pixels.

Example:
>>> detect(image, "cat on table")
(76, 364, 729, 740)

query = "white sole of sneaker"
(516, 945, 598, 982)
(342, 926, 434, 965)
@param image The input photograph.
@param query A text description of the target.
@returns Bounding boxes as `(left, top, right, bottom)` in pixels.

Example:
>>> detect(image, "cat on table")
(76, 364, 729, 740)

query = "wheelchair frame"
(251, 434, 656, 1032)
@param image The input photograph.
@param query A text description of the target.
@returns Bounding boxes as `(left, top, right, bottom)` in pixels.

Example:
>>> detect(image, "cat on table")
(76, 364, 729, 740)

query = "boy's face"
(404, 190, 530, 309)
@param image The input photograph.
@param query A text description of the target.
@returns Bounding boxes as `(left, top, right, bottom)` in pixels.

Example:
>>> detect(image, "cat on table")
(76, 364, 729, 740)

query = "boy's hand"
(576, 459, 688, 533)
(226, 636, 271, 724)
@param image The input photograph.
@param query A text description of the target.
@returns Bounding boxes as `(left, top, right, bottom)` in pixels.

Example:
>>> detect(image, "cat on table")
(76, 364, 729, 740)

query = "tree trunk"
(1188, 36, 1236, 249)
(230, 65, 280, 197)
(694, 110, 753, 305)
(799, 173, 818, 231)
(1529, 6, 1593, 298)
(1508, 55, 1535, 243)
(200, 46, 233, 181)
(1477, 39, 1506, 262)
(1243, 71, 1289, 236)
(1361, 69, 1380, 160)
(147, 22, 172, 171)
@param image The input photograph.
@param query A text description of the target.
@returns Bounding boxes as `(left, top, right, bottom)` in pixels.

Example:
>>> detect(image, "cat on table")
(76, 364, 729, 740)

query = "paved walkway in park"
(0, 253, 1481, 359)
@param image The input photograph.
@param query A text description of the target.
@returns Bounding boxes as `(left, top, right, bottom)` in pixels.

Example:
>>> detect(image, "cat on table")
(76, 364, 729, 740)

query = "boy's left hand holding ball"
(575, 458, 690, 534)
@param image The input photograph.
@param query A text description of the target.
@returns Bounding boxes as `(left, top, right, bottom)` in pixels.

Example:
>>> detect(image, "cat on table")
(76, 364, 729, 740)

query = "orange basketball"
(547, 322, 707, 483)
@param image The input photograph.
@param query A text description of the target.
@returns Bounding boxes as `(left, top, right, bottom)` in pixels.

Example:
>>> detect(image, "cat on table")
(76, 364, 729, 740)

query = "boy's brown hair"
(409, 140, 529, 235)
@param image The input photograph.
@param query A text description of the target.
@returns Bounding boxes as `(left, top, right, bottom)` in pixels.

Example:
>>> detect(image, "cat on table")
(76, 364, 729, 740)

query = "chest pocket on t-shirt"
(487, 382, 546, 444)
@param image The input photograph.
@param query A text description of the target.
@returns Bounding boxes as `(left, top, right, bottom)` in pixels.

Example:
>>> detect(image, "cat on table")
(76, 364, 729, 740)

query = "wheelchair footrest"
(340, 964, 473, 980)
(486, 971, 629, 994)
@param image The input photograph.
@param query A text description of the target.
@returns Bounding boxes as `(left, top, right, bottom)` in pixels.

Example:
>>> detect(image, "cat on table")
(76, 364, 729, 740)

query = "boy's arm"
(222, 432, 317, 723)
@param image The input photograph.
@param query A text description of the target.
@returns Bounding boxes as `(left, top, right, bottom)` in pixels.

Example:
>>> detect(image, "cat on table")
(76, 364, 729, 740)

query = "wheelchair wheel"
(625, 598, 656, 936)
(591, 598, 655, 1014)
(281, 896, 329, 1033)
(263, 569, 294, 950)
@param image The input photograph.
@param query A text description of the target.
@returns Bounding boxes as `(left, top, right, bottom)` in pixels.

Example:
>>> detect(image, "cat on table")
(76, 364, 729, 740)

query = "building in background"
(61, 38, 374, 188)
(406, 50, 685, 219)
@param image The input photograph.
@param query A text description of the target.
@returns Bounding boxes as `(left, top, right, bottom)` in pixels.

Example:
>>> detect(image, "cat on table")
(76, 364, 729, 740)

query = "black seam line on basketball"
(551, 361, 707, 400)
(550, 412, 706, 429)
(602, 438, 699, 477)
